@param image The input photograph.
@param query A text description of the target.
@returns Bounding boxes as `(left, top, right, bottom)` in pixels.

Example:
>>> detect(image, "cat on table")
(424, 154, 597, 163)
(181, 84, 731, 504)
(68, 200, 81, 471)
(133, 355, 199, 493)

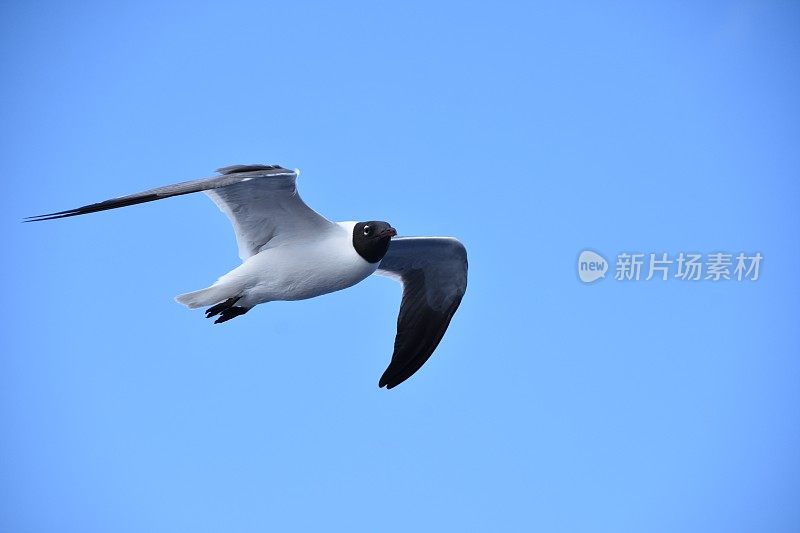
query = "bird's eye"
(363, 225, 371, 236)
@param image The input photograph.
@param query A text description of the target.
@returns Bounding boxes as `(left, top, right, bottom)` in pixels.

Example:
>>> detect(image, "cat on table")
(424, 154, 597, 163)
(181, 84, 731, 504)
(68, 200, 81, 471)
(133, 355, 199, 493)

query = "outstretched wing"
(26, 164, 336, 260)
(375, 237, 468, 389)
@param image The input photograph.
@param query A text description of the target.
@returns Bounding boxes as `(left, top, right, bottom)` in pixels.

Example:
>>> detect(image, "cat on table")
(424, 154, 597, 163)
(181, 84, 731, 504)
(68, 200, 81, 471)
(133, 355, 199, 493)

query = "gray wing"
(375, 237, 468, 388)
(26, 164, 335, 260)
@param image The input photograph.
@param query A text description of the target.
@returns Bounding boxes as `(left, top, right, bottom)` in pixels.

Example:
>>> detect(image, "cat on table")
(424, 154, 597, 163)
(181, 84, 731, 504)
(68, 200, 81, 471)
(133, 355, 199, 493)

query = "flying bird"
(26, 164, 468, 389)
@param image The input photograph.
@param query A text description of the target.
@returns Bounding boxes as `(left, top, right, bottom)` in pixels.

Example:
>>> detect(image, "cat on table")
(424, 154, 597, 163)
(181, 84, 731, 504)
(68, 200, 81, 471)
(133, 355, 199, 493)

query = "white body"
(29, 164, 468, 388)
(176, 221, 377, 309)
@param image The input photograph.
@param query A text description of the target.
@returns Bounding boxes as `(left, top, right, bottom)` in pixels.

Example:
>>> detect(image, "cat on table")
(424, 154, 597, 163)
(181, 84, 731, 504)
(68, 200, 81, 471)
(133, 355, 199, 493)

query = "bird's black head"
(352, 221, 397, 263)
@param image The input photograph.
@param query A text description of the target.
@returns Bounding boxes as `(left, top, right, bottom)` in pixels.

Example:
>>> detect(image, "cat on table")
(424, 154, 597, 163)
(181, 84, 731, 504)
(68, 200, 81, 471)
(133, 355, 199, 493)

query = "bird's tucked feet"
(214, 306, 251, 324)
(205, 296, 251, 324)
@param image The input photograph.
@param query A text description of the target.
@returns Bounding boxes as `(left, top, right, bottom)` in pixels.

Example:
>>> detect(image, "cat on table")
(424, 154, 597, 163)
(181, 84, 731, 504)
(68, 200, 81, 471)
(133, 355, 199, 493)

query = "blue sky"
(2, 1, 799, 531)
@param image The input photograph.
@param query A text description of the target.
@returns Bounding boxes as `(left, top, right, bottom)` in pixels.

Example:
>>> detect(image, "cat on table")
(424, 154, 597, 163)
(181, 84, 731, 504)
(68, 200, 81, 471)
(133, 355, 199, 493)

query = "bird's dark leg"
(205, 296, 242, 319)
(214, 306, 251, 324)
(205, 296, 252, 323)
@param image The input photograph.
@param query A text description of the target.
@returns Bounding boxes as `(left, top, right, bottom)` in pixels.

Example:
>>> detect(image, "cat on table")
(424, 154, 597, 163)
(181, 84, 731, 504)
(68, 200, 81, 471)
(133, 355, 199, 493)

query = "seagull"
(26, 164, 468, 389)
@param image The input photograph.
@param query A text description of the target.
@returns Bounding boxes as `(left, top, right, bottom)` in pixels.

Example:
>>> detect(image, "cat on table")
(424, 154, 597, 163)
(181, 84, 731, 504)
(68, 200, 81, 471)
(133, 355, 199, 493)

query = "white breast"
(220, 221, 378, 307)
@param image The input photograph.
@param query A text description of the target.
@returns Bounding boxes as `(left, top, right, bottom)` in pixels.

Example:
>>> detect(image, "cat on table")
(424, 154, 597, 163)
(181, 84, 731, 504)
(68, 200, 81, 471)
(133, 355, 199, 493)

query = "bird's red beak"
(381, 227, 397, 238)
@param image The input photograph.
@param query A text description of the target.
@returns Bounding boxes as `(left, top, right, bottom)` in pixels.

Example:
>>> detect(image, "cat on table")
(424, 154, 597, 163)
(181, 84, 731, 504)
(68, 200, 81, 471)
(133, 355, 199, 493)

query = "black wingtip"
(24, 192, 164, 224)
(23, 210, 82, 222)
(377, 373, 398, 389)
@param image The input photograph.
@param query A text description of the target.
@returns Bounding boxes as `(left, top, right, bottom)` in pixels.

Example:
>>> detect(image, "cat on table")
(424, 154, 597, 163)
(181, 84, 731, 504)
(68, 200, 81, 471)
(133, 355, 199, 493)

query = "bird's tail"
(175, 284, 237, 309)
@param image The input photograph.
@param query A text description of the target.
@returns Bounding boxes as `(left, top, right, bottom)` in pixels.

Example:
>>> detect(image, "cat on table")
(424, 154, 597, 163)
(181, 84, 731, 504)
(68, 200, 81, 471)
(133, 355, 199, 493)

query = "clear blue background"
(2, 2, 799, 531)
